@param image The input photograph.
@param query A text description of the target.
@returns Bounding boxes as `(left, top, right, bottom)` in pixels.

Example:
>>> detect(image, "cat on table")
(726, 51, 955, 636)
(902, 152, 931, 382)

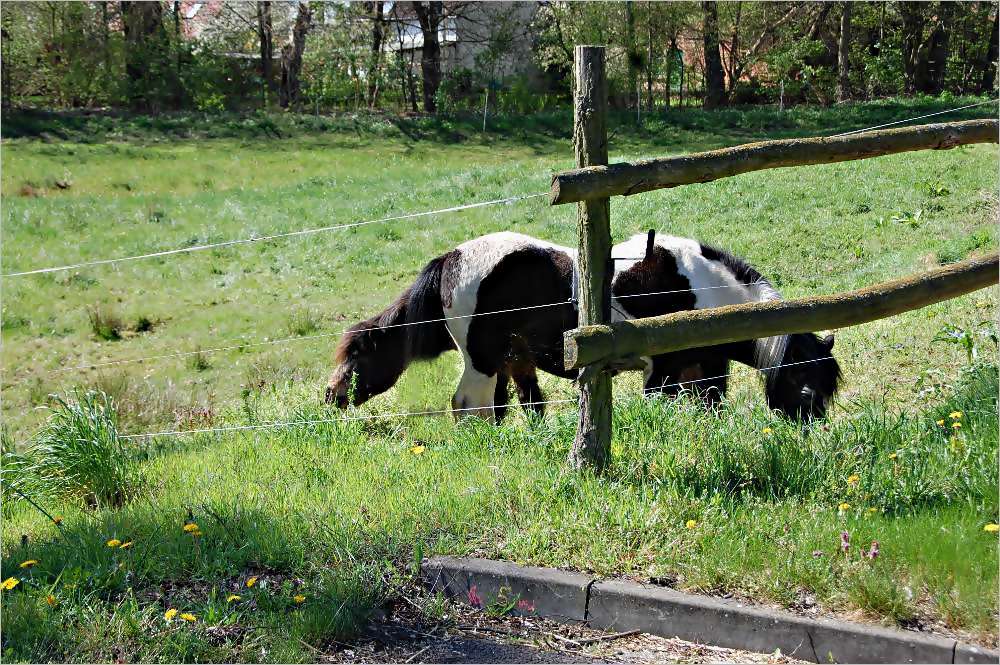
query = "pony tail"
(754, 334, 789, 388)
(404, 251, 458, 361)
(749, 280, 788, 387)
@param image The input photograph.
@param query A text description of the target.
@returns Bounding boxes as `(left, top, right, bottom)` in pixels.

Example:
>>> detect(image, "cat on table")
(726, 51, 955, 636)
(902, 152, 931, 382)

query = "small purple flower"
(864, 541, 879, 560)
(840, 530, 851, 554)
(468, 585, 482, 608)
(516, 598, 536, 613)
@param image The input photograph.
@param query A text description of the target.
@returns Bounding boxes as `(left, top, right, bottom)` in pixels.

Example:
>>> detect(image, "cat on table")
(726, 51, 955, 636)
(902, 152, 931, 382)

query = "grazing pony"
(326, 231, 840, 421)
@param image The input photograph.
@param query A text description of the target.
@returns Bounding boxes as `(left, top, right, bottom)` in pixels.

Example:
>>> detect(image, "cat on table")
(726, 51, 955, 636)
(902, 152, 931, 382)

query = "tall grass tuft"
(86, 305, 124, 341)
(30, 390, 141, 508)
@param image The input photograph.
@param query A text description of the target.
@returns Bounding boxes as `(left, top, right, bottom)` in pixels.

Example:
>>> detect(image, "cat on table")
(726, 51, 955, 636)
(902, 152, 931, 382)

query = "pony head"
(325, 320, 407, 408)
(765, 333, 840, 420)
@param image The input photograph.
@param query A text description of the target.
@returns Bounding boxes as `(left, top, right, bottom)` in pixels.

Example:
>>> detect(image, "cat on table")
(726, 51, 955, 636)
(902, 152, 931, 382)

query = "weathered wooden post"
(567, 45, 613, 470)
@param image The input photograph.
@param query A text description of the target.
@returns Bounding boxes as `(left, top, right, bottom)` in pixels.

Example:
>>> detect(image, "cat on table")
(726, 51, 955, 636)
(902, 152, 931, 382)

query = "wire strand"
(117, 355, 840, 441)
(119, 397, 579, 440)
(829, 99, 998, 138)
(44, 283, 766, 375)
(642, 356, 836, 394)
(2, 193, 548, 278)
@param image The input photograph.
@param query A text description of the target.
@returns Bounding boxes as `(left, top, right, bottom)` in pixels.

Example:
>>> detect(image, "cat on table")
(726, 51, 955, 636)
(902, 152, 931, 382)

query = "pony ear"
(822, 334, 835, 350)
(645, 229, 656, 260)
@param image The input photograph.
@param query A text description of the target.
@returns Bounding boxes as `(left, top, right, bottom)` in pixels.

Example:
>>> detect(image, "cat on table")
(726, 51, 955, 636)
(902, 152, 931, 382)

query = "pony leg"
(692, 357, 729, 409)
(493, 371, 511, 423)
(510, 363, 544, 416)
(452, 351, 499, 420)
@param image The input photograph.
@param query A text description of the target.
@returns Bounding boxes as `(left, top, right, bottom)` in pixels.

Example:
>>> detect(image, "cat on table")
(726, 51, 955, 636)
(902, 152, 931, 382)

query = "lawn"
(2, 99, 998, 662)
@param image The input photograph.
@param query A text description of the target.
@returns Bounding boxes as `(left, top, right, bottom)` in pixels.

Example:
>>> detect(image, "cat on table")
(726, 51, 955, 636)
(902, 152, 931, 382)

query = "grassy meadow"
(2, 99, 998, 662)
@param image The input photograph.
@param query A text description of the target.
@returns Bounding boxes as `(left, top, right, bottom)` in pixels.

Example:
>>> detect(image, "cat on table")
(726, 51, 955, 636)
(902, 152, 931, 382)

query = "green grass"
(2, 100, 998, 661)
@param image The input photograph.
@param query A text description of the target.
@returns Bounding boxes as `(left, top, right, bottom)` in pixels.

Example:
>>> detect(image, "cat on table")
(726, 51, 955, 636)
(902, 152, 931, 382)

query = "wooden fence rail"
(556, 46, 997, 470)
(550, 118, 998, 205)
(564, 253, 999, 371)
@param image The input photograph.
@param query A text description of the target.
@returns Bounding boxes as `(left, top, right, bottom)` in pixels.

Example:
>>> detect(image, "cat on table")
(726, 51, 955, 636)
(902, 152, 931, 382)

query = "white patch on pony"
(451, 353, 497, 419)
(641, 355, 654, 384)
(613, 233, 780, 308)
(443, 232, 576, 416)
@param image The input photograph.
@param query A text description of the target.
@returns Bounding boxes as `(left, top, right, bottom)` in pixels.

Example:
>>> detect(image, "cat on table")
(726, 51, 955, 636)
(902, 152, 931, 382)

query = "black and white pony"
(325, 231, 840, 421)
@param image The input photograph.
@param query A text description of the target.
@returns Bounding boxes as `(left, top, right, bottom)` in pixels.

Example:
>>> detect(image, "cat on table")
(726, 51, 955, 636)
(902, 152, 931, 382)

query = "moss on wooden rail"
(564, 253, 1000, 370)
(550, 118, 998, 205)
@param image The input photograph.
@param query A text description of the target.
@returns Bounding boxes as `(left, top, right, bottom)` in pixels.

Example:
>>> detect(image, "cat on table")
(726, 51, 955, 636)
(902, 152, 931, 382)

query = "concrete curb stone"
(421, 555, 594, 622)
(420, 556, 1000, 664)
(587, 579, 962, 664)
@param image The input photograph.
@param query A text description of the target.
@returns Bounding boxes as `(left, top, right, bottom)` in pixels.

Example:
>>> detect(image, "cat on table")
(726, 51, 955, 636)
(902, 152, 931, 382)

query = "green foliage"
(28, 391, 141, 508)
(86, 305, 124, 341)
(0, 103, 997, 660)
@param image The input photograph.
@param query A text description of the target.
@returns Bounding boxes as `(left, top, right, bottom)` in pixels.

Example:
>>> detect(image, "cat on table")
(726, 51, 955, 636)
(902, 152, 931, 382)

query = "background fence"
(555, 45, 999, 470)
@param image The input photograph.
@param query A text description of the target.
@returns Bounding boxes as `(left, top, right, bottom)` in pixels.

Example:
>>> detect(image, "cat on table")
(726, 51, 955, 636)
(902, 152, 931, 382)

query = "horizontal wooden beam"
(550, 118, 998, 205)
(564, 253, 999, 370)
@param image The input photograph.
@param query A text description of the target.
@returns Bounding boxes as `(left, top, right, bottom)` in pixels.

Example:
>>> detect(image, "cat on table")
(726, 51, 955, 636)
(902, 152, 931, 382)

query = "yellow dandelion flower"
(46, 594, 57, 606)
(847, 474, 860, 484)
(19, 560, 38, 569)
(164, 608, 178, 621)
(949, 411, 962, 420)
(985, 524, 1000, 533)
(951, 422, 962, 429)
(294, 594, 306, 604)
(119, 541, 133, 549)
(180, 613, 197, 622)
(106, 539, 122, 548)
(1, 577, 19, 591)
(226, 594, 241, 603)
(867, 507, 878, 514)
(685, 519, 698, 529)
(183, 523, 199, 533)
(762, 427, 773, 434)
(410, 444, 426, 455)
(52, 516, 63, 525)
(888, 452, 898, 460)
(838, 502, 851, 512)
(246, 576, 259, 588)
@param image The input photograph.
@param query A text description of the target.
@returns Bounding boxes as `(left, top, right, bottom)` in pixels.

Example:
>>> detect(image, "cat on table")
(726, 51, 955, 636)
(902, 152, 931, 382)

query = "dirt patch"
(310, 587, 801, 664)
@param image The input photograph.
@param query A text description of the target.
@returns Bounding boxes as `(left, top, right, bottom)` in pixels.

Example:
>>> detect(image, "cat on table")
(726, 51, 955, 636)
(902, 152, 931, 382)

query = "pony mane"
(699, 242, 786, 377)
(698, 242, 779, 299)
(332, 291, 410, 364)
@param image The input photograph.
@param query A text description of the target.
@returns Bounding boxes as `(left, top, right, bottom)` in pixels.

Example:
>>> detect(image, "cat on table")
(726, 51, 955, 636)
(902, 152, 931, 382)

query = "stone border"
(421, 556, 999, 664)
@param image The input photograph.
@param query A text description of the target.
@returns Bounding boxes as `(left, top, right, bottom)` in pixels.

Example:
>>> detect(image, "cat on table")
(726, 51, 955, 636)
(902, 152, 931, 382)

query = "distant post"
(567, 46, 613, 471)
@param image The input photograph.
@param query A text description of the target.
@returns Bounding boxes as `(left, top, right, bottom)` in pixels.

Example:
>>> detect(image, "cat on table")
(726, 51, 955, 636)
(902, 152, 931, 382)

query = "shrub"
(30, 390, 140, 508)
(187, 348, 211, 372)
(87, 305, 124, 341)
(286, 307, 321, 337)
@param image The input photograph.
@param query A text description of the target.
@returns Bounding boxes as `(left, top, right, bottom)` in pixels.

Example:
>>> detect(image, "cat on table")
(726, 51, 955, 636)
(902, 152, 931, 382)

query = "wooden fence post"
(568, 45, 613, 471)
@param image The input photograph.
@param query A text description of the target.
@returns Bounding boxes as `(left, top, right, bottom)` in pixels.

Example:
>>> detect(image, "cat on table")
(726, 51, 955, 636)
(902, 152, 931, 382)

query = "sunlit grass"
(1, 103, 997, 661)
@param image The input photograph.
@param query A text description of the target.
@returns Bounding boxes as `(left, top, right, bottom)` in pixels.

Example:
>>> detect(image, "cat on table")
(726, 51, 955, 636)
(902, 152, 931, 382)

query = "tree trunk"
(121, 0, 170, 112)
(257, 1, 274, 96)
(173, 0, 184, 108)
(837, 1, 852, 102)
(982, 8, 999, 93)
(900, 2, 926, 94)
(407, 46, 419, 112)
(279, 1, 311, 109)
(664, 38, 675, 108)
(925, 1, 953, 94)
(679, 52, 685, 107)
(626, 0, 638, 111)
(412, 1, 442, 112)
(365, 1, 385, 109)
(701, 0, 726, 108)
(645, 10, 654, 112)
